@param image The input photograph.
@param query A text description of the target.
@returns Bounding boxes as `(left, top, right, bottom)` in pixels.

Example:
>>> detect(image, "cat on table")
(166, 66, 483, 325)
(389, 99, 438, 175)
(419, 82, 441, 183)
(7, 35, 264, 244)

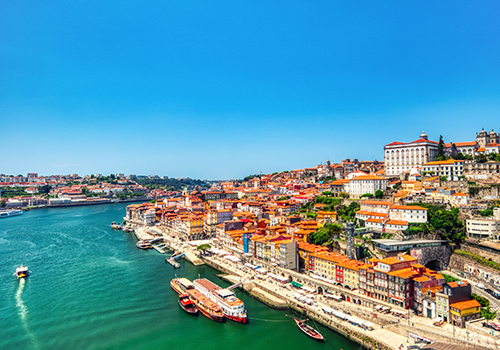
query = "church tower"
(476, 128, 489, 148)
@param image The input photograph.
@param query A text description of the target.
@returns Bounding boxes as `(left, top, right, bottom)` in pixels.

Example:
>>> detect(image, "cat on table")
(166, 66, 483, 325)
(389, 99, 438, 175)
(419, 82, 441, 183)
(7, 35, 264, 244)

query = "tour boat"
(136, 240, 153, 250)
(186, 288, 224, 322)
(110, 222, 122, 230)
(15, 265, 29, 279)
(293, 317, 324, 341)
(0, 209, 23, 218)
(178, 294, 198, 315)
(170, 278, 224, 322)
(171, 277, 197, 295)
(193, 278, 247, 323)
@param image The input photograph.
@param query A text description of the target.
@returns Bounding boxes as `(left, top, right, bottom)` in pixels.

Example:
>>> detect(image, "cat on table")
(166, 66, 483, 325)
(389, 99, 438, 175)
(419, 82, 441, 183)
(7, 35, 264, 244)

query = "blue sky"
(1, 1, 499, 179)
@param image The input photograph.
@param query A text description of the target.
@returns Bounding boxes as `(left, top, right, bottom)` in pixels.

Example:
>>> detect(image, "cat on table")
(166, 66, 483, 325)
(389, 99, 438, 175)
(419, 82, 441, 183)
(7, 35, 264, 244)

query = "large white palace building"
(384, 132, 439, 176)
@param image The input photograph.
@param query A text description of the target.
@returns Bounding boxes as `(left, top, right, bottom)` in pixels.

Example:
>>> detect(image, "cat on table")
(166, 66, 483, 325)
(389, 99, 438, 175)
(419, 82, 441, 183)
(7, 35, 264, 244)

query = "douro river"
(1, 203, 360, 350)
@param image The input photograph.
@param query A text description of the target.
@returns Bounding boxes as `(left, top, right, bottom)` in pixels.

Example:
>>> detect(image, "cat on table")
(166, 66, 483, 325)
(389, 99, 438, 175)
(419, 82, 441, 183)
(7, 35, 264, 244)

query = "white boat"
(15, 265, 29, 279)
(0, 209, 23, 218)
(193, 278, 247, 323)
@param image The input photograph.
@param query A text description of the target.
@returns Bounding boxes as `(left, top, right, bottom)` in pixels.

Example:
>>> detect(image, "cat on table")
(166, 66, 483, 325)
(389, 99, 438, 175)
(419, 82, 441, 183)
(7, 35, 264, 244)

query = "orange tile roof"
(390, 204, 428, 211)
(385, 220, 408, 226)
(361, 200, 394, 206)
(450, 299, 481, 311)
(413, 276, 430, 282)
(355, 210, 389, 217)
(350, 175, 386, 181)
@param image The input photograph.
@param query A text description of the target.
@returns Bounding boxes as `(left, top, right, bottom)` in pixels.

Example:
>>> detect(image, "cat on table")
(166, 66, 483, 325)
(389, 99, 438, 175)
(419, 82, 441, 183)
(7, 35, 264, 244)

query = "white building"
(348, 175, 387, 198)
(422, 159, 464, 181)
(389, 205, 428, 223)
(450, 193, 469, 207)
(384, 132, 438, 176)
(466, 218, 499, 240)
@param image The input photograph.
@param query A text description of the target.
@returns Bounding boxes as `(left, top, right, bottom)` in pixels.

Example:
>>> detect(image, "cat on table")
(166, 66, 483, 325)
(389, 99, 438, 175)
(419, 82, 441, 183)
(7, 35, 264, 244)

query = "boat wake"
(16, 279, 27, 320)
(15, 279, 40, 349)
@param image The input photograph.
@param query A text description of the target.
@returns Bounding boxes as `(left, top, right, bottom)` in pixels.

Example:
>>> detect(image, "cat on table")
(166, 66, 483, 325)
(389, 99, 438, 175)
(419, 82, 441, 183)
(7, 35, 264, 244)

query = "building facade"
(384, 132, 439, 176)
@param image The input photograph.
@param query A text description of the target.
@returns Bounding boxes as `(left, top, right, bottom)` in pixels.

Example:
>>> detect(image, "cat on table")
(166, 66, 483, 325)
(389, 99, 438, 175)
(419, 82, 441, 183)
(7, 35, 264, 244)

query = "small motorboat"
(15, 265, 29, 279)
(293, 317, 324, 341)
(178, 294, 198, 315)
(111, 222, 122, 230)
(136, 240, 153, 250)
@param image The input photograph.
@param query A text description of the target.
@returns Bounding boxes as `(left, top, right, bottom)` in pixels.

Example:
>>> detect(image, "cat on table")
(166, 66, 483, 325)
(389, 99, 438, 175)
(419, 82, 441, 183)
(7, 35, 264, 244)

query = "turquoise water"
(0, 204, 361, 350)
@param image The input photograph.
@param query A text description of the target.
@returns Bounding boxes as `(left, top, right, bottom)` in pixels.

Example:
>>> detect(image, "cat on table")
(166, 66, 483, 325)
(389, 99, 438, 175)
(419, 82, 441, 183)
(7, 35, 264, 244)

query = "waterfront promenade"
(132, 224, 498, 349)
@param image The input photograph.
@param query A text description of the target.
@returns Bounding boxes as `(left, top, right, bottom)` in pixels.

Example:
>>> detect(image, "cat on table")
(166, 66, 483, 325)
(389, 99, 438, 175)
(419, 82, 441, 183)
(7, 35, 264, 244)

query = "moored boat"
(293, 317, 324, 341)
(193, 278, 247, 323)
(186, 288, 224, 322)
(171, 277, 224, 322)
(178, 294, 198, 315)
(15, 265, 29, 279)
(170, 277, 196, 295)
(136, 240, 153, 249)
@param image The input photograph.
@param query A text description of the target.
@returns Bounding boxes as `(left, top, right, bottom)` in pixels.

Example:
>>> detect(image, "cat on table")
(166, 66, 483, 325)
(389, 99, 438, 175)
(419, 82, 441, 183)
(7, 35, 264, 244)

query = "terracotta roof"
(361, 200, 394, 206)
(385, 141, 406, 146)
(385, 220, 408, 226)
(350, 175, 386, 181)
(449, 299, 481, 311)
(445, 141, 477, 147)
(390, 204, 428, 211)
(410, 138, 439, 144)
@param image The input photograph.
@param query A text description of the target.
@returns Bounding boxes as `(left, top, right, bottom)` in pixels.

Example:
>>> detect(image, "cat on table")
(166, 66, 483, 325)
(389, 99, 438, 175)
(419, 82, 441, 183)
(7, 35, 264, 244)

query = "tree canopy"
(408, 203, 465, 243)
(308, 223, 344, 245)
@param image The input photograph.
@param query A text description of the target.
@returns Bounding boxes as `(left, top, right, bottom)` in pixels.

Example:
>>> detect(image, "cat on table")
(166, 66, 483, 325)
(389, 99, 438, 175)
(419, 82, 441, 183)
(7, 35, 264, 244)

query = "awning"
(322, 306, 335, 314)
(301, 286, 316, 293)
(244, 263, 256, 269)
(363, 321, 374, 329)
(225, 255, 240, 262)
(290, 281, 303, 288)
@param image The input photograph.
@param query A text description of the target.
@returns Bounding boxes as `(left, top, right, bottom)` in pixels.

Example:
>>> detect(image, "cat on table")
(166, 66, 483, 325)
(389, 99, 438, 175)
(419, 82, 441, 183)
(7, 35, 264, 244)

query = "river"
(0, 203, 361, 350)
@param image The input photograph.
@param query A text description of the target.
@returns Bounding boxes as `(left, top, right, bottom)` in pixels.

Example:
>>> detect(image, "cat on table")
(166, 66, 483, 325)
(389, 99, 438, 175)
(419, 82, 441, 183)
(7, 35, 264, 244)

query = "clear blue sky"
(1, 1, 499, 180)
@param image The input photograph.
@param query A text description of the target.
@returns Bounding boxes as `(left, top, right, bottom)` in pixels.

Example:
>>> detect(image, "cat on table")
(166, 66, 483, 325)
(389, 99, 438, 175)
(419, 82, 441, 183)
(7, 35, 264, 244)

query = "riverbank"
(131, 225, 496, 349)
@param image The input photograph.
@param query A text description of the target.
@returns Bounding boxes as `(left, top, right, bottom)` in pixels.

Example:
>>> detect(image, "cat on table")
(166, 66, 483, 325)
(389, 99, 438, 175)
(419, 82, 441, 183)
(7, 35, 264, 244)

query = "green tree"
(480, 208, 494, 217)
(309, 223, 344, 245)
(374, 190, 384, 199)
(441, 273, 460, 283)
(39, 185, 51, 195)
(436, 135, 446, 161)
(197, 243, 211, 256)
(481, 306, 497, 322)
(0, 200, 5, 208)
(472, 293, 490, 308)
(476, 154, 487, 163)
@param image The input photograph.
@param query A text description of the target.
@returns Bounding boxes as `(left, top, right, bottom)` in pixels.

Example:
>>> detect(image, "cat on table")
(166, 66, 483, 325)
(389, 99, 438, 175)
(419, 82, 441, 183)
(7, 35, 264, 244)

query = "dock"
(166, 257, 180, 268)
(152, 243, 169, 254)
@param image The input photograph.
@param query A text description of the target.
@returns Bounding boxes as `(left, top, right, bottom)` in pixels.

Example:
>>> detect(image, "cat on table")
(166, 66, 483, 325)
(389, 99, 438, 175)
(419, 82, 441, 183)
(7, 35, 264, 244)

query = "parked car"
(485, 288, 494, 294)
(476, 283, 485, 289)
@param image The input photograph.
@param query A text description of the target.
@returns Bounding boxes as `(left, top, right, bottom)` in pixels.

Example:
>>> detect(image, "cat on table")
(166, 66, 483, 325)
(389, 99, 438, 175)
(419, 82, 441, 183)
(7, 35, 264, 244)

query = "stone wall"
(460, 242, 500, 265)
(410, 245, 455, 269)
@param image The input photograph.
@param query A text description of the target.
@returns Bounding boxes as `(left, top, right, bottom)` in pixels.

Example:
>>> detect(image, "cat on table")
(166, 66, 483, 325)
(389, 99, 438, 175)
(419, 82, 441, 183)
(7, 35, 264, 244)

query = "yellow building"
(401, 181, 422, 192)
(317, 211, 337, 228)
(449, 299, 481, 328)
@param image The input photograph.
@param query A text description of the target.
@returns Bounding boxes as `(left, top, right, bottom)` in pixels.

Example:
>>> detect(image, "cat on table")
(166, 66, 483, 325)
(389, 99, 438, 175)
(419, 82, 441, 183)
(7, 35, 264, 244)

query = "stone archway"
(425, 259, 442, 271)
